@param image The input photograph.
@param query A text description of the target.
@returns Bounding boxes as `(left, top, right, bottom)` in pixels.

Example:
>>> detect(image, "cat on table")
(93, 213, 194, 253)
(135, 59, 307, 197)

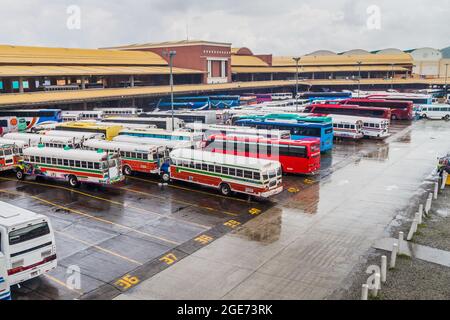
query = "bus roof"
(42, 130, 104, 139)
(83, 139, 160, 153)
(0, 138, 27, 148)
(113, 135, 192, 148)
(119, 128, 201, 138)
(170, 149, 281, 171)
(3, 133, 80, 144)
(310, 103, 389, 111)
(0, 201, 47, 229)
(325, 114, 390, 123)
(209, 134, 320, 146)
(23, 147, 109, 162)
(57, 122, 122, 130)
(236, 119, 331, 128)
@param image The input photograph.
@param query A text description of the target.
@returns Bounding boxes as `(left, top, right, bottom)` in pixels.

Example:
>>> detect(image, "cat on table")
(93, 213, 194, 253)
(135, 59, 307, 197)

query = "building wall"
(410, 48, 443, 76)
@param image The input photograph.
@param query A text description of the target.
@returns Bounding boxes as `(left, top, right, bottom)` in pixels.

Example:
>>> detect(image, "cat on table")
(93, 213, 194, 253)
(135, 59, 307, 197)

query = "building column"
(81, 76, 86, 89)
(221, 61, 226, 78)
(270, 73, 274, 81)
(130, 75, 135, 87)
(251, 74, 255, 82)
(312, 73, 315, 80)
(18, 77, 24, 93)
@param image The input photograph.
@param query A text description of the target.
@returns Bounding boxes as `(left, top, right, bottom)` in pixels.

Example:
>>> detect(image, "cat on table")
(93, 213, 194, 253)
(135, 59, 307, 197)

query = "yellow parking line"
(55, 231, 143, 266)
(122, 186, 238, 217)
(127, 176, 257, 204)
(44, 274, 83, 295)
(0, 177, 210, 230)
(0, 189, 180, 246)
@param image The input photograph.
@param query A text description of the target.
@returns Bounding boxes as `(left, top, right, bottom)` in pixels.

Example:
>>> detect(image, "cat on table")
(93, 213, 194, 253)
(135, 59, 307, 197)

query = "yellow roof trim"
(231, 55, 268, 67)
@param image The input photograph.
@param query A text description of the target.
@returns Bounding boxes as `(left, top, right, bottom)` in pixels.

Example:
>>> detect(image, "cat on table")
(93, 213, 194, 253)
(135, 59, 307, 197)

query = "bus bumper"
(9, 260, 57, 286)
(261, 186, 283, 198)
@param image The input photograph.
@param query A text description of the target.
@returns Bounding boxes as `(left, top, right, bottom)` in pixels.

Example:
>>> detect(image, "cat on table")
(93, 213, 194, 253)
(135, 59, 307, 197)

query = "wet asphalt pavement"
(3, 120, 449, 300)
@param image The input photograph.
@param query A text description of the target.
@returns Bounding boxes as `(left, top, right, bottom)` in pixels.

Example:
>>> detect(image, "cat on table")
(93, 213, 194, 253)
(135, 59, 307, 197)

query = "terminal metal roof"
(0, 45, 168, 66)
(272, 54, 414, 67)
(103, 40, 232, 50)
(0, 65, 204, 77)
(231, 55, 268, 67)
(232, 65, 409, 74)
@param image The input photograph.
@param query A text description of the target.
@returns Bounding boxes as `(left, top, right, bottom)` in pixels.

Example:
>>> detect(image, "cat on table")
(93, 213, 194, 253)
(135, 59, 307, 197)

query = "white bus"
(185, 123, 291, 140)
(165, 149, 283, 198)
(271, 93, 294, 101)
(62, 111, 104, 121)
(118, 128, 204, 148)
(94, 107, 143, 117)
(0, 202, 57, 286)
(331, 117, 364, 139)
(42, 130, 106, 141)
(17, 147, 124, 188)
(82, 139, 169, 176)
(3, 132, 81, 149)
(113, 135, 194, 150)
(101, 117, 185, 131)
(146, 111, 217, 125)
(62, 113, 82, 122)
(0, 252, 11, 300)
(417, 104, 450, 120)
(329, 115, 390, 139)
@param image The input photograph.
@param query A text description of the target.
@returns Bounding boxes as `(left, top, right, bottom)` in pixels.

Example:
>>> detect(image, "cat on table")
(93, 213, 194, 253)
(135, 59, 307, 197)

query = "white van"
(0, 202, 57, 285)
(418, 104, 450, 120)
(0, 253, 11, 300)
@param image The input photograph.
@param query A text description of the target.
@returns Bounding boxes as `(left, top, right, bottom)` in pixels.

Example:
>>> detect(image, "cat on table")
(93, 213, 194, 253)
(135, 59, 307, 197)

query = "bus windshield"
(9, 222, 50, 245)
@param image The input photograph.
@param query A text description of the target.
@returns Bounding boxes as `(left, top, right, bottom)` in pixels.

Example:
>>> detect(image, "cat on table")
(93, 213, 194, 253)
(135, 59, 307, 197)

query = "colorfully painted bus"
(300, 92, 352, 102)
(3, 132, 82, 149)
(234, 113, 333, 124)
(0, 117, 19, 135)
(82, 139, 169, 176)
(206, 135, 321, 175)
(118, 129, 204, 148)
(185, 123, 291, 140)
(0, 253, 11, 300)
(209, 96, 241, 109)
(242, 94, 272, 104)
(0, 109, 62, 130)
(101, 117, 184, 131)
(304, 104, 392, 119)
(0, 143, 21, 172)
(235, 119, 334, 152)
(17, 146, 124, 188)
(55, 123, 123, 141)
(0, 202, 57, 286)
(339, 99, 414, 120)
(164, 149, 283, 198)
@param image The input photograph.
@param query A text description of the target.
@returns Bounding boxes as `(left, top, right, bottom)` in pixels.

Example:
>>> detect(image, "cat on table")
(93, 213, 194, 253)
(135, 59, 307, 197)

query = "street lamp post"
(445, 63, 449, 100)
(357, 61, 362, 98)
(163, 50, 177, 131)
(293, 57, 301, 112)
(391, 63, 395, 91)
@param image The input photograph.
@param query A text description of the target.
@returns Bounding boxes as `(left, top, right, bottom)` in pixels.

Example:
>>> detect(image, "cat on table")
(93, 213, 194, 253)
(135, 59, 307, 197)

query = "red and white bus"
(331, 117, 364, 140)
(82, 139, 169, 176)
(206, 135, 321, 175)
(164, 149, 283, 198)
(0, 143, 22, 172)
(339, 99, 414, 120)
(304, 104, 391, 119)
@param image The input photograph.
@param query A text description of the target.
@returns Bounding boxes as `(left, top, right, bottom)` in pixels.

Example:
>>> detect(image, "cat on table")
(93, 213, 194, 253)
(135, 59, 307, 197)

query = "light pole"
(391, 63, 395, 91)
(163, 50, 177, 131)
(445, 63, 449, 100)
(357, 61, 362, 98)
(293, 57, 301, 112)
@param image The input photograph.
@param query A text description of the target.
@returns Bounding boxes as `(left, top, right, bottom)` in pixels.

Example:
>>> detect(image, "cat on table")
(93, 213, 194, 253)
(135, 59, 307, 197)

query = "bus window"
(9, 222, 50, 245)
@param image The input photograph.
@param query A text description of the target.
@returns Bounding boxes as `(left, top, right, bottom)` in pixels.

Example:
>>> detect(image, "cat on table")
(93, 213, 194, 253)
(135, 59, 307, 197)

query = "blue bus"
(0, 253, 11, 301)
(0, 109, 62, 131)
(209, 96, 241, 109)
(235, 119, 334, 152)
(301, 92, 352, 102)
(157, 97, 211, 110)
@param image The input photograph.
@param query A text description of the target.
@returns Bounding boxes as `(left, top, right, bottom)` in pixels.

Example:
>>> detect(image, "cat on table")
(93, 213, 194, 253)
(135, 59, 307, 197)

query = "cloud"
(0, 0, 448, 55)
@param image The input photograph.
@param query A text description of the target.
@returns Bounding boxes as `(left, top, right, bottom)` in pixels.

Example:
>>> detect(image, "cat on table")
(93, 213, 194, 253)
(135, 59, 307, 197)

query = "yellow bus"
(54, 122, 122, 141)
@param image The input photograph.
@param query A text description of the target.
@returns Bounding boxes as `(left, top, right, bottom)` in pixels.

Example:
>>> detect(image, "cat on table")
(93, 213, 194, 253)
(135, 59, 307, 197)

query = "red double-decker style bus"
(339, 99, 414, 120)
(304, 104, 392, 120)
(206, 135, 321, 175)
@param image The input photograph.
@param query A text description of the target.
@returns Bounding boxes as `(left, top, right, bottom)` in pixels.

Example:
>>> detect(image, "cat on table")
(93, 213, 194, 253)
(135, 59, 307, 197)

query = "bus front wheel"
(123, 165, 133, 176)
(161, 172, 171, 183)
(68, 175, 80, 188)
(444, 115, 450, 121)
(16, 170, 25, 181)
(219, 183, 232, 196)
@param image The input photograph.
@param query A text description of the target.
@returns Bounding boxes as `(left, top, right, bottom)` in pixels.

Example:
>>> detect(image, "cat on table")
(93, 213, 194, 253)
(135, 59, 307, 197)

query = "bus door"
(0, 253, 11, 300)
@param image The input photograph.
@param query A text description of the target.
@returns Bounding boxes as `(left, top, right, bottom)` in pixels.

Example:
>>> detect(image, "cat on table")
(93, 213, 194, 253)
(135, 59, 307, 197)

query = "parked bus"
(62, 111, 103, 121)
(301, 92, 352, 102)
(82, 139, 169, 176)
(0, 117, 19, 135)
(367, 93, 434, 105)
(55, 123, 122, 141)
(0, 109, 62, 130)
(113, 135, 194, 150)
(304, 104, 392, 119)
(242, 94, 272, 104)
(185, 123, 291, 140)
(339, 99, 414, 120)
(0, 143, 21, 172)
(94, 107, 143, 116)
(42, 130, 105, 141)
(271, 93, 294, 101)
(235, 119, 334, 152)
(209, 96, 241, 109)
(62, 113, 82, 122)
(3, 132, 81, 149)
(17, 146, 124, 187)
(206, 135, 321, 175)
(319, 115, 390, 139)
(330, 117, 364, 139)
(118, 129, 204, 148)
(239, 96, 258, 106)
(234, 113, 333, 125)
(164, 149, 283, 198)
(145, 111, 217, 125)
(0, 202, 57, 286)
(416, 104, 450, 120)
(0, 138, 27, 153)
(156, 97, 211, 111)
(0, 253, 11, 300)
(101, 117, 184, 131)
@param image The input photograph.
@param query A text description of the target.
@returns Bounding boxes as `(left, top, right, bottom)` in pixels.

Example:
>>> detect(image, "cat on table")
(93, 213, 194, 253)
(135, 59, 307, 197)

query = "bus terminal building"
(0, 40, 449, 109)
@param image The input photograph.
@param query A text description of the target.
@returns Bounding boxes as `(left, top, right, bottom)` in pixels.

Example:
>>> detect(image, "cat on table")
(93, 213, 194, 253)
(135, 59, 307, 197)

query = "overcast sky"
(0, 0, 449, 55)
